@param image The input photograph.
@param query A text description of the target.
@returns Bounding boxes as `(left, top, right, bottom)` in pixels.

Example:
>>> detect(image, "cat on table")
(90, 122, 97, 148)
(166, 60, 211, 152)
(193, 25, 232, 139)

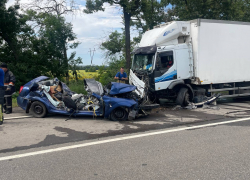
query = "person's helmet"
(0, 63, 7, 68)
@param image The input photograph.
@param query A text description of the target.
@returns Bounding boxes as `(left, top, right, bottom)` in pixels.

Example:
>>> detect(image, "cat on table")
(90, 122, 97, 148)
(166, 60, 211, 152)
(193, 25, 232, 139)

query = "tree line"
(76, 65, 108, 72)
(1, 0, 250, 88)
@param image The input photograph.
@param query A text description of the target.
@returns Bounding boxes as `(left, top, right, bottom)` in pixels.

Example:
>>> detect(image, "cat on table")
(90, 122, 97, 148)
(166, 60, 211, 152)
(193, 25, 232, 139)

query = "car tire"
(176, 88, 190, 107)
(110, 107, 128, 121)
(30, 101, 47, 118)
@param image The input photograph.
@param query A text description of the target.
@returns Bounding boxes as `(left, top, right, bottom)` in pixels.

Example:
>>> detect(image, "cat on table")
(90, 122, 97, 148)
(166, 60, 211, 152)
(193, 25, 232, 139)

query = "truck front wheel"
(176, 88, 190, 107)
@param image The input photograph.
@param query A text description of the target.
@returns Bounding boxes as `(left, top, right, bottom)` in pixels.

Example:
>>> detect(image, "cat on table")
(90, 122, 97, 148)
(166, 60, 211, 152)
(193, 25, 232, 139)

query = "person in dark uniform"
(0, 68, 5, 125)
(0, 63, 16, 114)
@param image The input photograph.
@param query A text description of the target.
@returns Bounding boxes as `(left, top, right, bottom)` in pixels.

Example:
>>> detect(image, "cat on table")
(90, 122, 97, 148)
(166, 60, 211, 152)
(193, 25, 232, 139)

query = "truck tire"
(176, 88, 190, 107)
(30, 101, 47, 118)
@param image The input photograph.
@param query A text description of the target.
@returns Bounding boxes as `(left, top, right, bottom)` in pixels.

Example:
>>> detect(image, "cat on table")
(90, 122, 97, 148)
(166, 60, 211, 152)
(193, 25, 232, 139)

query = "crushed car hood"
(109, 82, 136, 95)
(84, 79, 104, 95)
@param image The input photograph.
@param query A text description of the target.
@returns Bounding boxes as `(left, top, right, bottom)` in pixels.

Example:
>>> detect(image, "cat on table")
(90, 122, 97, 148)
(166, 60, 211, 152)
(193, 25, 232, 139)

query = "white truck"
(129, 19, 250, 106)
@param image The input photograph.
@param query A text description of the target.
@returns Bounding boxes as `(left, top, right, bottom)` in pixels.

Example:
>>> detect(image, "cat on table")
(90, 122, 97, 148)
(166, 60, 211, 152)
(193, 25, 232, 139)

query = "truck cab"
(129, 21, 194, 104)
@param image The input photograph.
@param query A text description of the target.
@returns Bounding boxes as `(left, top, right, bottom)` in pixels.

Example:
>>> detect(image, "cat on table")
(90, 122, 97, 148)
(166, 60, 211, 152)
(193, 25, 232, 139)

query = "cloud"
(66, 5, 124, 65)
(6, 0, 127, 65)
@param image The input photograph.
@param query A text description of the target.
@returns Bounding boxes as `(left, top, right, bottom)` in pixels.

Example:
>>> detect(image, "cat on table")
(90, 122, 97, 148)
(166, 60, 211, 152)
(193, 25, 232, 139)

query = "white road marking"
(5, 116, 31, 120)
(1, 117, 250, 161)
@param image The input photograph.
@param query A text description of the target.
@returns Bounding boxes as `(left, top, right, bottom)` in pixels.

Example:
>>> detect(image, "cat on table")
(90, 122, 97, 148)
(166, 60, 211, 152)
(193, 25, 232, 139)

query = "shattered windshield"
(132, 54, 155, 71)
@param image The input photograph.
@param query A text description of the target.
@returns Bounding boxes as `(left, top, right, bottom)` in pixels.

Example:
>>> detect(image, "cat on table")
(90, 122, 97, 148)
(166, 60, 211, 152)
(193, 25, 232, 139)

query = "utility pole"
(15, 0, 20, 5)
(88, 48, 96, 66)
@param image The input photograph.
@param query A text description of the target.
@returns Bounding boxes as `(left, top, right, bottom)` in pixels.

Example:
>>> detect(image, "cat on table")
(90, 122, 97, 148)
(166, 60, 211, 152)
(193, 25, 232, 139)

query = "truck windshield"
(132, 54, 155, 71)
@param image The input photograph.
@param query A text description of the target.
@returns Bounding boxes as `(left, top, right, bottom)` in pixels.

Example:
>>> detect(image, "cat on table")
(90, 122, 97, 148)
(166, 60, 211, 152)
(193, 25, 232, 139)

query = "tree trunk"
(150, 0, 154, 29)
(123, 9, 131, 70)
(73, 70, 78, 81)
(63, 43, 69, 84)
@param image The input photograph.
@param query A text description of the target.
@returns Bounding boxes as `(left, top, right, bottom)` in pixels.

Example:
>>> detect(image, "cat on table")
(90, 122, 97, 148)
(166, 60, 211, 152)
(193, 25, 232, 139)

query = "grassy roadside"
(12, 92, 18, 108)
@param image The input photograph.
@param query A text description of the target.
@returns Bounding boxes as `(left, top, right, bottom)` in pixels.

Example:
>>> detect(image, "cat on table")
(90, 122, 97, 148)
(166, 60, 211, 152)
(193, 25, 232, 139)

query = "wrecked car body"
(17, 76, 159, 121)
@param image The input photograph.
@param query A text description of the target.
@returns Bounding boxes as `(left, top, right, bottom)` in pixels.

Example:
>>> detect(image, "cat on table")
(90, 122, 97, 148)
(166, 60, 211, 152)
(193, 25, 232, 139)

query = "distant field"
(69, 70, 98, 81)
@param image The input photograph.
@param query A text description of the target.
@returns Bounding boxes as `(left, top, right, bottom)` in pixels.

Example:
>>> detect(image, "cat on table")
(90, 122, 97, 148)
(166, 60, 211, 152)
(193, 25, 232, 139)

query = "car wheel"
(176, 88, 190, 107)
(30, 101, 47, 118)
(110, 107, 128, 121)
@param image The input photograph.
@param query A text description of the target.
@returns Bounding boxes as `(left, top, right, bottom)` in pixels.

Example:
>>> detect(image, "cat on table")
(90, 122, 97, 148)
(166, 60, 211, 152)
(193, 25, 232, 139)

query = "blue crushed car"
(17, 76, 159, 121)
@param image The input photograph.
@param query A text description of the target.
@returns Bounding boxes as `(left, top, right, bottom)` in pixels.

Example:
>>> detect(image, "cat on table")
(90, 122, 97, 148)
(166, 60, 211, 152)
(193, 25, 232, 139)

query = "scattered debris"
(203, 104, 220, 110)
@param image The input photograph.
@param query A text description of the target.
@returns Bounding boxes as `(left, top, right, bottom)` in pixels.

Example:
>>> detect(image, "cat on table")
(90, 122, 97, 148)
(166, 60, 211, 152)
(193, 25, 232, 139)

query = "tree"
(97, 57, 125, 85)
(68, 52, 82, 81)
(0, 0, 48, 88)
(24, 0, 80, 17)
(0, 0, 82, 88)
(132, 0, 169, 33)
(84, 0, 141, 70)
(0, 0, 31, 62)
(27, 11, 82, 78)
(166, 0, 246, 21)
(100, 30, 124, 59)
(98, 30, 142, 84)
(25, 0, 81, 83)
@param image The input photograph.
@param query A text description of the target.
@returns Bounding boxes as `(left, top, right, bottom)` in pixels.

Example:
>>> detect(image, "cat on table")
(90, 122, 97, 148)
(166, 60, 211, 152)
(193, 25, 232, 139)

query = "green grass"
(68, 80, 87, 95)
(13, 98, 18, 107)
(12, 92, 19, 108)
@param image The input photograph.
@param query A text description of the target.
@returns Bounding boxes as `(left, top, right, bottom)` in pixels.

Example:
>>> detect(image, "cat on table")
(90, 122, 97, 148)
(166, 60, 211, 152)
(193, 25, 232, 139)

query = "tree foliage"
(166, 0, 250, 22)
(0, 1, 82, 88)
(25, 0, 82, 83)
(0, 1, 43, 88)
(132, 0, 169, 33)
(84, 0, 142, 70)
(100, 30, 124, 58)
(24, 0, 80, 17)
(97, 57, 126, 85)
(27, 10, 82, 78)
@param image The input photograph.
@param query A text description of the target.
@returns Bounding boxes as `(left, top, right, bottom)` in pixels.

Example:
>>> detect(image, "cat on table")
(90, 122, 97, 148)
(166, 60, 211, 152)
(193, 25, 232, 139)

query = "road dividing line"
(1, 117, 250, 161)
(5, 116, 31, 120)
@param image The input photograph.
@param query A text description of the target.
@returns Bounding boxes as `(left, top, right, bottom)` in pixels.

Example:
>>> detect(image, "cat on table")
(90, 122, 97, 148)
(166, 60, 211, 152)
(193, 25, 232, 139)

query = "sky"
(6, 0, 169, 66)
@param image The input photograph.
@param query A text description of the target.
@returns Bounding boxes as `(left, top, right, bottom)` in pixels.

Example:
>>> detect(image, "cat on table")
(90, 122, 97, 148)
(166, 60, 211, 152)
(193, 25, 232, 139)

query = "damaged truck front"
(130, 19, 250, 106)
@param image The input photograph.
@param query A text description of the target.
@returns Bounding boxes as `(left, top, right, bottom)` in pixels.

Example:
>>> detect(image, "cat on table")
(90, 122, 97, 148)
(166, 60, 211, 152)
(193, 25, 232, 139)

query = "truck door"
(154, 50, 176, 80)
(154, 50, 177, 91)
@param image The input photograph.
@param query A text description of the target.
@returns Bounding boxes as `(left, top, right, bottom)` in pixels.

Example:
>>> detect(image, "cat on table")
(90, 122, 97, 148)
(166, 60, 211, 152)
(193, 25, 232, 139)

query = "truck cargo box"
(190, 19, 250, 85)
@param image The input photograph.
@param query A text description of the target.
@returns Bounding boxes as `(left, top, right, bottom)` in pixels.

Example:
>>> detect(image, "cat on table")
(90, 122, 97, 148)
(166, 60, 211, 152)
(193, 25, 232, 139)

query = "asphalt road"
(1, 118, 250, 179)
(1, 98, 250, 179)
